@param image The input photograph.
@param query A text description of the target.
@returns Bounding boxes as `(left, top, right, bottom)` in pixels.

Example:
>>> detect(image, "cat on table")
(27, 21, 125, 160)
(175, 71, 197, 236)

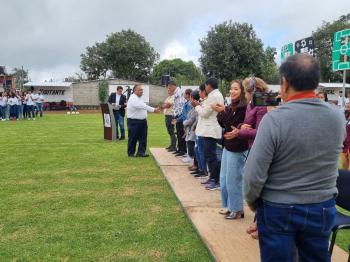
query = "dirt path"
(150, 148, 348, 262)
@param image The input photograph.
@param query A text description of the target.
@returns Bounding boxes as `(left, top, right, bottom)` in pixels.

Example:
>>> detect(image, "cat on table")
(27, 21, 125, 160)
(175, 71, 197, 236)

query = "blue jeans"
(0, 106, 6, 119)
(113, 110, 125, 138)
(257, 198, 336, 262)
(220, 148, 246, 212)
(195, 136, 207, 173)
(36, 103, 43, 117)
(27, 105, 35, 118)
(9, 105, 18, 119)
(17, 104, 23, 119)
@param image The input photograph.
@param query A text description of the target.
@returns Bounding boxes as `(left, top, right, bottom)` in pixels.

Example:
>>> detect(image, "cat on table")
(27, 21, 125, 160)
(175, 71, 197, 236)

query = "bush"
(98, 80, 109, 103)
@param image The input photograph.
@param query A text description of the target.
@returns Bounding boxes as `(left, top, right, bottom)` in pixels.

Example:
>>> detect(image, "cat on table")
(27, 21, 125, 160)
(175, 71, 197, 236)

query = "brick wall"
(72, 79, 168, 107)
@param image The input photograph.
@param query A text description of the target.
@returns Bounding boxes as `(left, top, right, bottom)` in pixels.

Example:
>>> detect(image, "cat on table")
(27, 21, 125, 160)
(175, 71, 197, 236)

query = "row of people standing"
(0, 90, 44, 121)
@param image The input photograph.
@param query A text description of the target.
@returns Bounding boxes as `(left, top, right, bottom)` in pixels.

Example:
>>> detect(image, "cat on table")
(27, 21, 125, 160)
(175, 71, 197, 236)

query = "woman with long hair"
(214, 80, 248, 219)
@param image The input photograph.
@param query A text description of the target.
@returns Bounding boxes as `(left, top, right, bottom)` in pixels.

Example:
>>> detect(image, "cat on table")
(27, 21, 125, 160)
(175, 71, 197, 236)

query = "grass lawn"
(0, 113, 212, 261)
(0, 113, 349, 261)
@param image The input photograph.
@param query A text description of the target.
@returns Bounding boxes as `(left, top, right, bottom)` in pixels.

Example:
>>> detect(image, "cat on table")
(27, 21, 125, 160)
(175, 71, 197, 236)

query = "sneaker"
(206, 183, 220, 191)
(167, 148, 176, 152)
(28, 118, 31, 120)
(201, 178, 214, 185)
(33, 118, 36, 120)
(175, 152, 186, 157)
(181, 157, 193, 163)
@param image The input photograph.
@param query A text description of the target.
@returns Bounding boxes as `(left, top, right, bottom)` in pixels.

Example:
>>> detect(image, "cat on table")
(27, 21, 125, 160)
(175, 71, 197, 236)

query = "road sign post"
(332, 28, 350, 107)
(281, 43, 294, 62)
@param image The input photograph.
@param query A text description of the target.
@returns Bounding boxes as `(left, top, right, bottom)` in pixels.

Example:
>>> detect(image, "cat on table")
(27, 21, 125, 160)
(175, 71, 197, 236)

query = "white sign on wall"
(32, 87, 73, 102)
(109, 84, 149, 103)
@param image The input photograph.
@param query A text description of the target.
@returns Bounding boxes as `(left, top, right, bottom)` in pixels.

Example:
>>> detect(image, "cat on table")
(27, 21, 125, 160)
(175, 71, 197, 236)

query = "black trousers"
(187, 141, 195, 157)
(165, 115, 176, 149)
(203, 137, 220, 183)
(176, 121, 187, 153)
(127, 118, 148, 156)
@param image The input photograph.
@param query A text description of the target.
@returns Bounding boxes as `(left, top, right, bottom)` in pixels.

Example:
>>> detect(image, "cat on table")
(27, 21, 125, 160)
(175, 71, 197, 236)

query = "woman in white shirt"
(25, 91, 36, 120)
(0, 92, 7, 121)
(8, 93, 19, 120)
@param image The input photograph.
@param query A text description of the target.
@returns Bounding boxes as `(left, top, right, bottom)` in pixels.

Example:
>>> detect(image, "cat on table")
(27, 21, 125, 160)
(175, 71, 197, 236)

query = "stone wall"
(72, 79, 167, 107)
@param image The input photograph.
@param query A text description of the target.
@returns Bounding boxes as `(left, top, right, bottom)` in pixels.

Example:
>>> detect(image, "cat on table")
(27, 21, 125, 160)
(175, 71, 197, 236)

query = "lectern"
(100, 103, 116, 141)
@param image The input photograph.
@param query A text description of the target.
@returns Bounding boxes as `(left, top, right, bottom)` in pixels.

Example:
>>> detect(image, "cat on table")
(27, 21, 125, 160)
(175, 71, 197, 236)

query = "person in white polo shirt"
(25, 90, 36, 120)
(33, 90, 45, 117)
(126, 84, 160, 157)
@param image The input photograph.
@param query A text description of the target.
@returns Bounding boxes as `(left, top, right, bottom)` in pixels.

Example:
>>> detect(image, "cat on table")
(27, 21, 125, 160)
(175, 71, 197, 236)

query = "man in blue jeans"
(244, 54, 346, 262)
(108, 86, 127, 140)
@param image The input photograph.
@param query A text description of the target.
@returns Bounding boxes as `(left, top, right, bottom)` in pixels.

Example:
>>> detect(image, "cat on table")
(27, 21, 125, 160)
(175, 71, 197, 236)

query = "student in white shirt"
(8, 93, 19, 120)
(126, 84, 160, 157)
(25, 90, 36, 120)
(34, 90, 45, 117)
(0, 92, 7, 121)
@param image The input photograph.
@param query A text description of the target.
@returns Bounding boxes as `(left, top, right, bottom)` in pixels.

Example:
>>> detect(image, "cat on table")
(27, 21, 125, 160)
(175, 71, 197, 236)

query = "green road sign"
(281, 43, 294, 62)
(332, 28, 350, 71)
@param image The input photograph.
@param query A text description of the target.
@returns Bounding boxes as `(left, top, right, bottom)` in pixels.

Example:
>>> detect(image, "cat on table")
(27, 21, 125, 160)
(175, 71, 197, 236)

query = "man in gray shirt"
(244, 54, 346, 262)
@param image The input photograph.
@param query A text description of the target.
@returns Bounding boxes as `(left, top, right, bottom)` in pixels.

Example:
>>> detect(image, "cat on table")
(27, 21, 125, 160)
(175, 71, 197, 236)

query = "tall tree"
(11, 67, 29, 90)
(313, 13, 350, 82)
(150, 58, 204, 85)
(80, 42, 109, 80)
(260, 47, 279, 84)
(80, 29, 159, 81)
(199, 21, 273, 83)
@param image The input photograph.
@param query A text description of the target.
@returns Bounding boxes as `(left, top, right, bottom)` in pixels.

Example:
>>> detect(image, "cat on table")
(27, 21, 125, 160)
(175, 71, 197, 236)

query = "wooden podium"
(100, 103, 116, 141)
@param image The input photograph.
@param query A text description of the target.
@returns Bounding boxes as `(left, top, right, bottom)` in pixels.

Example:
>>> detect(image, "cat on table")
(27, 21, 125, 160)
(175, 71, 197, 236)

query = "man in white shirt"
(33, 90, 45, 117)
(337, 91, 349, 111)
(193, 77, 224, 190)
(126, 84, 160, 157)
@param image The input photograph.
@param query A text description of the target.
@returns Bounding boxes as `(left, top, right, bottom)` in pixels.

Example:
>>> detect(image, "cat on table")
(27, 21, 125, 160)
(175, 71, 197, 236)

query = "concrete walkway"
(150, 148, 348, 262)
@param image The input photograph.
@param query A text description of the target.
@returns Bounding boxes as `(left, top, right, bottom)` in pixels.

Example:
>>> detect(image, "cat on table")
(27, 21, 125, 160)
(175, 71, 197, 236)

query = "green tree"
(98, 80, 109, 103)
(260, 47, 279, 84)
(150, 58, 204, 85)
(199, 21, 273, 83)
(81, 29, 159, 81)
(11, 67, 29, 90)
(313, 13, 350, 82)
(80, 42, 109, 80)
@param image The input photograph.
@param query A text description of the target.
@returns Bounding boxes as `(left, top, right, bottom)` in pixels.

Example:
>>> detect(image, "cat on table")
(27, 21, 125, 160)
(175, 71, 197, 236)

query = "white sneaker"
(28, 118, 31, 120)
(33, 118, 36, 121)
(181, 157, 193, 163)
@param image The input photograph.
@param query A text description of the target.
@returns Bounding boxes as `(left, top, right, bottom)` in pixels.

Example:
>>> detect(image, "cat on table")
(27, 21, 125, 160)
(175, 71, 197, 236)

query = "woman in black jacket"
(213, 80, 248, 219)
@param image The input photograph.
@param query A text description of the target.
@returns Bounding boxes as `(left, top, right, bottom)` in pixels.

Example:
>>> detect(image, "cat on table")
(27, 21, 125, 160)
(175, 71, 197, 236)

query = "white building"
(24, 82, 73, 103)
(317, 83, 350, 101)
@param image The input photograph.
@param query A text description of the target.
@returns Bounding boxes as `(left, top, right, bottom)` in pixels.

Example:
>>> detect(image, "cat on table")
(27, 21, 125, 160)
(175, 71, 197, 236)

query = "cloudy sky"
(1, 0, 349, 81)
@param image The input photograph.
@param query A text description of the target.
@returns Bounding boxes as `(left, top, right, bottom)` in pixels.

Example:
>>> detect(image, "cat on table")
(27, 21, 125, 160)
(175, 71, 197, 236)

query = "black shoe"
(194, 173, 207, 178)
(190, 170, 200, 175)
(167, 147, 176, 152)
(175, 152, 186, 157)
(201, 178, 214, 185)
(172, 150, 180, 154)
(120, 137, 125, 140)
(166, 146, 172, 150)
(136, 154, 149, 158)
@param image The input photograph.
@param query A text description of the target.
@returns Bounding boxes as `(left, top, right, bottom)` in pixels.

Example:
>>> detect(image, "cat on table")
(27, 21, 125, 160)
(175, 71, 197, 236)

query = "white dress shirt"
(126, 94, 155, 120)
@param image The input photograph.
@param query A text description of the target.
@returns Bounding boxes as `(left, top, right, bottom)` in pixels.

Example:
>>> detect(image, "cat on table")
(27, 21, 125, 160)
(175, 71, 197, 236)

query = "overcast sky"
(1, 0, 349, 81)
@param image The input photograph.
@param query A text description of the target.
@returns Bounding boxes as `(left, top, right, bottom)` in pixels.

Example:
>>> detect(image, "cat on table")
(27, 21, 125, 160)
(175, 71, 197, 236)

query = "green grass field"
(0, 113, 349, 261)
(0, 113, 211, 261)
